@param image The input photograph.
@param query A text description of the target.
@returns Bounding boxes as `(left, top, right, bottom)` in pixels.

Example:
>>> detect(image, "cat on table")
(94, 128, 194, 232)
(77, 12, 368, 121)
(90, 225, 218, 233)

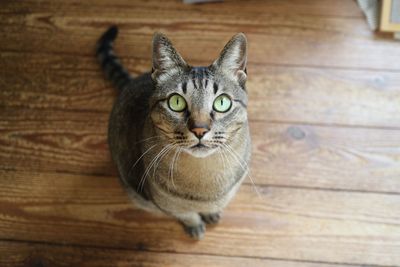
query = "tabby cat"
(96, 26, 251, 240)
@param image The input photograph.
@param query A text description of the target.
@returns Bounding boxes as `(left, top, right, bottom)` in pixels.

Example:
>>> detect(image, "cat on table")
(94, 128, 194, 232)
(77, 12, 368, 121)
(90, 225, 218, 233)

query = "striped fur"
(96, 26, 132, 91)
(102, 27, 251, 240)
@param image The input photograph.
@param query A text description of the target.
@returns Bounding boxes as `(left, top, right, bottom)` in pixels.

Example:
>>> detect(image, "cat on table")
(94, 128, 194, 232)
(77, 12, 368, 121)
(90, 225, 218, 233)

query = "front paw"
(182, 222, 206, 240)
(200, 212, 221, 224)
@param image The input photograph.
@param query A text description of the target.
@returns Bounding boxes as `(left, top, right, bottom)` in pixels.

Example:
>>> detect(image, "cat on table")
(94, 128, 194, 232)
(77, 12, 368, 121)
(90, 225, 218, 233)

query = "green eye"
(168, 94, 187, 112)
(213, 94, 232, 113)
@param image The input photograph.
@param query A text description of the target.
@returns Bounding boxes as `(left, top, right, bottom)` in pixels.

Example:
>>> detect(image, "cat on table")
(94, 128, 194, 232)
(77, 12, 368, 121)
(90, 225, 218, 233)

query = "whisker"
(139, 143, 176, 192)
(184, 116, 190, 127)
(229, 127, 242, 135)
(127, 143, 159, 177)
(140, 146, 171, 192)
(169, 147, 182, 190)
(217, 149, 227, 177)
(133, 135, 163, 145)
(222, 143, 261, 198)
(169, 147, 179, 189)
(219, 146, 233, 178)
(152, 144, 178, 190)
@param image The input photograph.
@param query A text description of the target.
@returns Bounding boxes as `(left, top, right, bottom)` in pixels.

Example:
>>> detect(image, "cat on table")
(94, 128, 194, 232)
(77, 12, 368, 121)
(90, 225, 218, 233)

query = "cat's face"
(149, 33, 248, 158)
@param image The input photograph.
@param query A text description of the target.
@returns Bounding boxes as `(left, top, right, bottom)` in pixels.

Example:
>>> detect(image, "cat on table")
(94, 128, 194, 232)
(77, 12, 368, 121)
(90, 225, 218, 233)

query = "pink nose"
(190, 127, 208, 139)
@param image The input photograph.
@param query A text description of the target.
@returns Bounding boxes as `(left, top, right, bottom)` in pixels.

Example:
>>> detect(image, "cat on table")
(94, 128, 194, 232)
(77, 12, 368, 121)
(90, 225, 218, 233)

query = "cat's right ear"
(151, 33, 188, 82)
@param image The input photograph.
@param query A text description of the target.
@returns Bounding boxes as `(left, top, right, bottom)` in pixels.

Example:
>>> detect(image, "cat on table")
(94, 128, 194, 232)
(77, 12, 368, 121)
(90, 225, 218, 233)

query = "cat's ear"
(212, 33, 247, 85)
(152, 33, 189, 81)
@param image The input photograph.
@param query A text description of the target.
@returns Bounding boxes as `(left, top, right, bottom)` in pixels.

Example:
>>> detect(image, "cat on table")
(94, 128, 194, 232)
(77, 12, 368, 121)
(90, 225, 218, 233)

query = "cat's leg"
(200, 212, 221, 225)
(175, 212, 205, 240)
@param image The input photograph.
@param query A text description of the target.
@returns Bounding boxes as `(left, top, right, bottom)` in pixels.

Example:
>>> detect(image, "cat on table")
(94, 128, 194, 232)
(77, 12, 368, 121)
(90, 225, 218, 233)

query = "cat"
(96, 26, 251, 240)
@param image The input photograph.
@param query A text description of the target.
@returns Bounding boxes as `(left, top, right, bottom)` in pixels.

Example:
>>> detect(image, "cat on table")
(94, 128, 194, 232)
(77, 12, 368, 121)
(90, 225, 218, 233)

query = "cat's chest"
(144, 146, 247, 199)
(160, 151, 230, 182)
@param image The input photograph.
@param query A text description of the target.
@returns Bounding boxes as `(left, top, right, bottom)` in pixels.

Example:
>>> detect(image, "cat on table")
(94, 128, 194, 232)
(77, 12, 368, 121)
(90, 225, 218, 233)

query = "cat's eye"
(213, 94, 232, 113)
(168, 94, 187, 112)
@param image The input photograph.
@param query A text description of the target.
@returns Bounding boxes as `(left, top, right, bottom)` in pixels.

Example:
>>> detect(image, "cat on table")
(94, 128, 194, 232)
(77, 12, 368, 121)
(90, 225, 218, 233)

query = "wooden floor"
(1, 0, 400, 266)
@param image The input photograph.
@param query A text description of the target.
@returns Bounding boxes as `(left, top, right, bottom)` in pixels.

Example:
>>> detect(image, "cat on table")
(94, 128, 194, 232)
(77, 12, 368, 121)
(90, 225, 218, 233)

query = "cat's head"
(149, 33, 248, 158)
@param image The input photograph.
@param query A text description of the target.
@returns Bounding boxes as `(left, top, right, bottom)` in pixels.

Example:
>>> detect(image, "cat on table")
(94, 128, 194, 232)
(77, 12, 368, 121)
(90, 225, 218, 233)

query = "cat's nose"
(190, 127, 209, 139)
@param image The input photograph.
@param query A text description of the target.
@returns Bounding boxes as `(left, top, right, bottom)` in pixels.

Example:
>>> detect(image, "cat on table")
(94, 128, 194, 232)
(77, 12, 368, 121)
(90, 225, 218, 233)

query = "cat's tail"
(96, 26, 133, 91)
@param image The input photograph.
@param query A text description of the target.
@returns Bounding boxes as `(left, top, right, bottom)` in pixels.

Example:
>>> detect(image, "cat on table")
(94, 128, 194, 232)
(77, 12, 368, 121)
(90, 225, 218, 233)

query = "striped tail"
(96, 26, 132, 91)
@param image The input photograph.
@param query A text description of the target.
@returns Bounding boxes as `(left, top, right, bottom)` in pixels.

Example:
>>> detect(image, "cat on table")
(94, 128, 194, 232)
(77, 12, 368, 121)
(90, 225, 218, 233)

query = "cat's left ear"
(152, 33, 189, 82)
(212, 33, 247, 86)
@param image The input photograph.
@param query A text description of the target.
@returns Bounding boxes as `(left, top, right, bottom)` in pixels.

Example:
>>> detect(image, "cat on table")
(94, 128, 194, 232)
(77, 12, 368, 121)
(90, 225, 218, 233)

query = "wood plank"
(1, 108, 399, 193)
(0, 52, 117, 113)
(0, 241, 345, 267)
(248, 66, 400, 128)
(1, 0, 399, 70)
(0, 109, 113, 175)
(0, 0, 364, 18)
(0, 170, 399, 266)
(251, 123, 400, 193)
(2, 52, 400, 128)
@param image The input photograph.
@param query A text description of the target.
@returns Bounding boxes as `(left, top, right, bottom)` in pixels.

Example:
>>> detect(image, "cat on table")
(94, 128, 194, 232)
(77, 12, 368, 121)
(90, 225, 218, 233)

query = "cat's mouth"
(191, 143, 207, 149)
(185, 142, 215, 158)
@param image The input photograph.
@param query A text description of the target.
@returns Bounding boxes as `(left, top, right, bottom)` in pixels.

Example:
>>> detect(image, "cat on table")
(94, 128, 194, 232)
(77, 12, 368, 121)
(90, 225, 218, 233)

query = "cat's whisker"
(219, 145, 234, 178)
(168, 146, 180, 190)
(158, 144, 180, 183)
(133, 135, 163, 145)
(149, 144, 176, 176)
(175, 147, 183, 173)
(228, 127, 242, 136)
(222, 143, 261, 198)
(128, 143, 159, 177)
(217, 149, 227, 176)
(152, 146, 171, 179)
(184, 116, 190, 127)
(140, 145, 172, 192)
(139, 143, 176, 192)
(170, 146, 183, 190)
(152, 144, 178, 193)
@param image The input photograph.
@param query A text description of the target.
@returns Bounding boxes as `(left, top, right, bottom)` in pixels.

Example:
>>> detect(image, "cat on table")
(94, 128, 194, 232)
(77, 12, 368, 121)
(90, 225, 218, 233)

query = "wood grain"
(0, 241, 346, 267)
(0, 0, 365, 18)
(0, 109, 112, 175)
(1, 108, 399, 193)
(0, 170, 399, 266)
(251, 122, 400, 193)
(1, 1, 400, 266)
(2, 52, 400, 128)
(1, 0, 399, 70)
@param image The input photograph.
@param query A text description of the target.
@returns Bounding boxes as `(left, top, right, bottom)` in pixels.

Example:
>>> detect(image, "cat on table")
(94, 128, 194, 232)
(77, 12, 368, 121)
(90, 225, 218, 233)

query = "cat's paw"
(183, 222, 206, 240)
(200, 212, 221, 225)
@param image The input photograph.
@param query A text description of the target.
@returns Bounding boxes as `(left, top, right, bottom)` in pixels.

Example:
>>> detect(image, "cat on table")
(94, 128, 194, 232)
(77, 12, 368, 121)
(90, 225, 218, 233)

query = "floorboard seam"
(0, 238, 395, 267)
(1, 168, 399, 196)
(250, 119, 400, 131)
(2, 49, 400, 73)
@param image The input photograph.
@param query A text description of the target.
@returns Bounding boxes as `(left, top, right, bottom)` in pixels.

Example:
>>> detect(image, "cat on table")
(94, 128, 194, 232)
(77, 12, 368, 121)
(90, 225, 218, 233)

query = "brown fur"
(98, 27, 251, 239)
